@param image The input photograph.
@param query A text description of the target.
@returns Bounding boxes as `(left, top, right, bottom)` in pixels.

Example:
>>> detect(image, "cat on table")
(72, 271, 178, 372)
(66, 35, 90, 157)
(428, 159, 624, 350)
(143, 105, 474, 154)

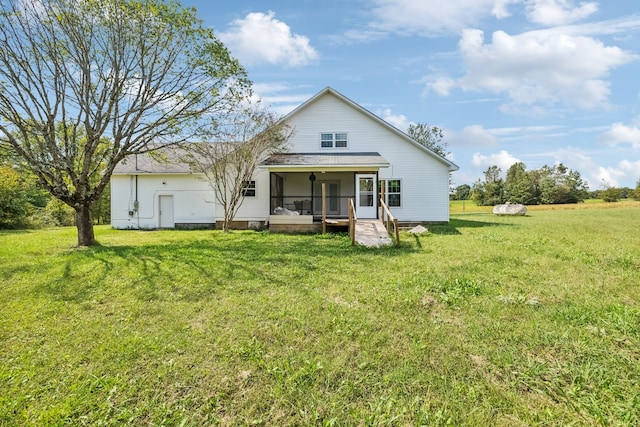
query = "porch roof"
(261, 152, 390, 172)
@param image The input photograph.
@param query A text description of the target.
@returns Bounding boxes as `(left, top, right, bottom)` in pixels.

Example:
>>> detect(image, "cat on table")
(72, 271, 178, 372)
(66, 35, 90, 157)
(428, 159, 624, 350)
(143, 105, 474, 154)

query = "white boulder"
(493, 203, 527, 216)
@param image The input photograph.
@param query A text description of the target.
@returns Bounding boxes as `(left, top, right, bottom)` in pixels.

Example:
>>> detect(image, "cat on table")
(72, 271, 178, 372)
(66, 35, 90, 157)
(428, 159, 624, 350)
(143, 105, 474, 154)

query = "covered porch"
(262, 152, 390, 230)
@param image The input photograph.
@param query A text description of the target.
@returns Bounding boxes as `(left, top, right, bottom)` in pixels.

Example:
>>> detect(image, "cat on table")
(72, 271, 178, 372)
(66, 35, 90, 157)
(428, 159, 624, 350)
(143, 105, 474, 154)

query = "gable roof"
(282, 87, 459, 172)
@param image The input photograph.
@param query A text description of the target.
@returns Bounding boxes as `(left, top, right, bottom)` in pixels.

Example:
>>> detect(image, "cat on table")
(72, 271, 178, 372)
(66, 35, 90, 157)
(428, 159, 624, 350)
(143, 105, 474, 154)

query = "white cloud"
(549, 146, 634, 188)
(428, 28, 636, 112)
(487, 125, 565, 136)
(492, 0, 521, 19)
(366, 0, 498, 37)
(430, 77, 456, 97)
(220, 11, 319, 68)
(447, 125, 500, 147)
(379, 108, 411, 130)
(247, 83, 316, 115)
(599, 122, 640, 149)
(525, 0, 598, 26)
(595, 160, 640, 188)
(472, 150, 520, 171)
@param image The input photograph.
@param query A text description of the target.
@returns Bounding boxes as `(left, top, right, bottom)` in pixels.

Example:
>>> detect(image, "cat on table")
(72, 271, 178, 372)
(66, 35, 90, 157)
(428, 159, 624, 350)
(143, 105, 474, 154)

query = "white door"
(355, 174, 377, 218)
(159, 195, 175, 228)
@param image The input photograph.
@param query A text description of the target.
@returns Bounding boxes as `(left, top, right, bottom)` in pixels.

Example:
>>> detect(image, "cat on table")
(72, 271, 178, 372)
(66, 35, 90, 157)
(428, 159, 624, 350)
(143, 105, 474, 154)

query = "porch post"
(309, 172, 316, 215)
(322, 182, 327, 233)
(380, 179, 385, 222)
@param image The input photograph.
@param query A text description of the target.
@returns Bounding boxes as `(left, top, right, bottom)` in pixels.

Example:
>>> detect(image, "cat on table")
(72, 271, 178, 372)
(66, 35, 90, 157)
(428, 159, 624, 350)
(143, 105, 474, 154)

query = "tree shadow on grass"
(429, 218, 513, 235)
(32, 230, 422, 304)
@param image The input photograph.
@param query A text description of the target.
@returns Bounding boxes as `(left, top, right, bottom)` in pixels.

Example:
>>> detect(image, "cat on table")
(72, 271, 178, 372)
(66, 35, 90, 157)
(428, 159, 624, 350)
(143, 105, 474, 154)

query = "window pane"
(359, 177, 373, 192)
(359, 177, 374, 207)
(388, 180, 401, 192)
(360, 194, 374, 207)
(320, 133, 333, 148)
(387, 179, 401, 207)
(388, 194, 400, 207)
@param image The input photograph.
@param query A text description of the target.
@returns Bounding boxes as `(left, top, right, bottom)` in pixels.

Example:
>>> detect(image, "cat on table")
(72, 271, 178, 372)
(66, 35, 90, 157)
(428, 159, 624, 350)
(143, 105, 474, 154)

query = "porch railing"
(380, 197, 400, 245)
(348, 198, 357, 246)
(271, 195, 355, 218)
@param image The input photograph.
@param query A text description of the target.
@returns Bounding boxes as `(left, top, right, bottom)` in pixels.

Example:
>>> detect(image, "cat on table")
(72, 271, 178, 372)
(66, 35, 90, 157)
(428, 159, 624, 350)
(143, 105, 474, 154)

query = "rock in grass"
(493, 203, 527, 216)
(408, 225, 428, 235)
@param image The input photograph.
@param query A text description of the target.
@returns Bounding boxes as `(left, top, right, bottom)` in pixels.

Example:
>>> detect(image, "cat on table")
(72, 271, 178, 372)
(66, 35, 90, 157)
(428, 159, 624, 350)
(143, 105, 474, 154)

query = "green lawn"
(1, 206, 639, 425)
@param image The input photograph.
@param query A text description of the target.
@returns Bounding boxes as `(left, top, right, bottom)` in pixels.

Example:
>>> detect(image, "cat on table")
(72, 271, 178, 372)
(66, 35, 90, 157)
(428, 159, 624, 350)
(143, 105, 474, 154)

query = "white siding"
(225, 167, 271, 221)
(285, 93, 451, 222)
(110, 89, 454, 227)
(110, 174, 215, 229)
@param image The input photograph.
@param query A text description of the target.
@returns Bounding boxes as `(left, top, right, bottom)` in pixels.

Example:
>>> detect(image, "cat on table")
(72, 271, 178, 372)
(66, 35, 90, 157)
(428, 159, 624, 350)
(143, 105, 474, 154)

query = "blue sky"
(186, 0, 640, 189)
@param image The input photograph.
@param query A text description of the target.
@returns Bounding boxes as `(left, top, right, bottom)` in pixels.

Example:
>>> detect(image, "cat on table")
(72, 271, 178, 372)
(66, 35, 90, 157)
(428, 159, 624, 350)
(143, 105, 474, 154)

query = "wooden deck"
(319, 186, 396, 247)
(323, 218, 349, 227)
(354, 219, 393, 247)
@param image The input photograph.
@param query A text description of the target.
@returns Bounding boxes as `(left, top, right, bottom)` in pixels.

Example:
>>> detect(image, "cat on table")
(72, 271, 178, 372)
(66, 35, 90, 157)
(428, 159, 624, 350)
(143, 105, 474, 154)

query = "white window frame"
(320, 132, 348, 149)
(380, 179, 402, 208)
(242, 180, 256, 197)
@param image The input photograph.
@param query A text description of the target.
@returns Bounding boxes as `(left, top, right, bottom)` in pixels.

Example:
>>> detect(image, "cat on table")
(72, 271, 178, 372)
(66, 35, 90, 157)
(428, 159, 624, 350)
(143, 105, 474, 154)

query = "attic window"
(320, 132, 348, 149)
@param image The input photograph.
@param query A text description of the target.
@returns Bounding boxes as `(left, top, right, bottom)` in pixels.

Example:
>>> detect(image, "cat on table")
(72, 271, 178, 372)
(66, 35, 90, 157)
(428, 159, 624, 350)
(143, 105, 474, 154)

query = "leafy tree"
(0, 0, 249, 245)
(181, 102, 292, 232)
(451, 184, 471, 200)
(0, 165, 31, 228)
(92, 184, 111, 225)
(505, 162, 538, 204)
(600, 187, 623, 202)
(538, 164, 588, 204)
(634, 179, 640, 201)
(471, 166, 505, 206)
(619, 187, 633, 199)
(407, 123, 449, 158)
(598, 180, 622, 202)
(471, 163, 588, 206)
(43, 198, 76, 227)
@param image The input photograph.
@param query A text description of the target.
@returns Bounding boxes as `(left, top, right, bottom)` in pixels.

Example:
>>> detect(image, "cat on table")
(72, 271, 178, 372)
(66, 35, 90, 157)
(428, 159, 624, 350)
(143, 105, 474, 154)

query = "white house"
(110, 87, 458, 231)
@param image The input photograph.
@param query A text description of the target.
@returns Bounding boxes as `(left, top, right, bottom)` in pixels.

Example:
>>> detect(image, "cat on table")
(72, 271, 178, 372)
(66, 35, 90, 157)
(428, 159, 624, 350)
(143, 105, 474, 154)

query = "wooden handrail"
(348, 198, 357, 246)
(380, 198, 400, 244)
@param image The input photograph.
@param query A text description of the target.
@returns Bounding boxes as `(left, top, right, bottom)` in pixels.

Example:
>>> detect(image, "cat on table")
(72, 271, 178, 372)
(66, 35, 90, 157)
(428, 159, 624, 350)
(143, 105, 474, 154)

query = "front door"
(159, 195, 175, 228)
(355, 174, 377, 218)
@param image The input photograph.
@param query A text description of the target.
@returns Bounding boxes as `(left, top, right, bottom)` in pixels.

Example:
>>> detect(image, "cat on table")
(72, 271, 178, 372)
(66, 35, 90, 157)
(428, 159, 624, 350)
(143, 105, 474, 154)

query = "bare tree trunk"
(76, 205, 96, 246)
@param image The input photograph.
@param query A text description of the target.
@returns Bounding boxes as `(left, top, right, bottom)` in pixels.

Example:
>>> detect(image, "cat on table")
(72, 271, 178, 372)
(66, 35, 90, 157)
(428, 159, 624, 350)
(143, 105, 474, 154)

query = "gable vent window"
(320, 132, 348, 149)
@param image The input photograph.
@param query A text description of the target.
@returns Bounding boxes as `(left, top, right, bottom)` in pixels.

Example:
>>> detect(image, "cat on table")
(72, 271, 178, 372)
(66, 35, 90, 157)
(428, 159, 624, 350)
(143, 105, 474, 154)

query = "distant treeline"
(451, 162, 640, 205)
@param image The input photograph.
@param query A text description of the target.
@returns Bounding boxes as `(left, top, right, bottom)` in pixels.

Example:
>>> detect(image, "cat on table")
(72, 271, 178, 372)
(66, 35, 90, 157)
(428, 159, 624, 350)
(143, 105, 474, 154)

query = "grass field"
(1, 205, 639, 425)
(450, 198, 640, 214)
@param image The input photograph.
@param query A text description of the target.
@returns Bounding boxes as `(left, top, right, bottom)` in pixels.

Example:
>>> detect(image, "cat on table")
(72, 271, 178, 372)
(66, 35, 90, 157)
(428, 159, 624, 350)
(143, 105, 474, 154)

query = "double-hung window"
(379, 179, 402, 207)
(320, 132, 348, 148)
(242, 180, 256, 197)
(387, 179, 401, 207)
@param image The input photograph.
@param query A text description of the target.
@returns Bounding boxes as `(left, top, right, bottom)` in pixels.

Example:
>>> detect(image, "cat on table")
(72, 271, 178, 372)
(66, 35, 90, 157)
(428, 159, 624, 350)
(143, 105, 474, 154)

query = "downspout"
(135, 154, 140, 228)
(135, 174, 139, 228)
